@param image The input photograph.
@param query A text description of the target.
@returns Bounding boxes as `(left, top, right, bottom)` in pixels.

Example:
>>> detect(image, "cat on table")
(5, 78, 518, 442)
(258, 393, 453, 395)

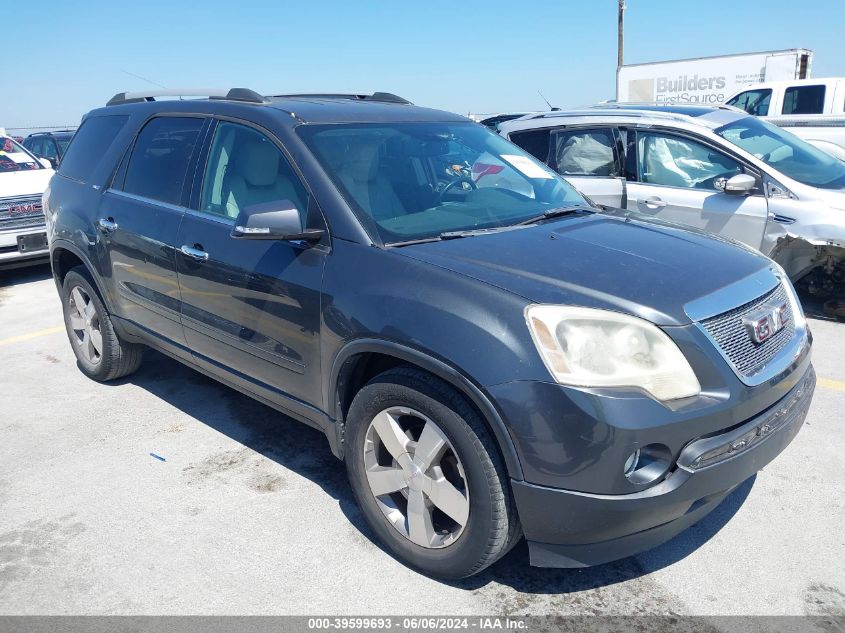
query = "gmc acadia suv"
(44, 88, 816, 578)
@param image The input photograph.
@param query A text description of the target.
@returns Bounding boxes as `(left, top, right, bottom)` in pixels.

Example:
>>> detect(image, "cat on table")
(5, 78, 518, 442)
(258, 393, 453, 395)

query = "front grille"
(0, 195, 45, 231)
(700, 283, 795, 378)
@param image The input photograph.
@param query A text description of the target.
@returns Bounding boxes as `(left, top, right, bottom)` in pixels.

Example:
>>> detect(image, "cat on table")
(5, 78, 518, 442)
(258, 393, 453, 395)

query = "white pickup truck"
(725, 78, 845, 160)
(0, 134, 54, 269)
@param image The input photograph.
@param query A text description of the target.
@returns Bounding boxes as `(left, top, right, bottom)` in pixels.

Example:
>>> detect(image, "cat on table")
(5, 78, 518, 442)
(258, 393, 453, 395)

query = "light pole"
(617, 0, 626, 69)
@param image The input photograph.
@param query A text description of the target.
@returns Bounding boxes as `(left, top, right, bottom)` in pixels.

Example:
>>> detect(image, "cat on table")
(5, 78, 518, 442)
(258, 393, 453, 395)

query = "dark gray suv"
(43, 88, 815, 578)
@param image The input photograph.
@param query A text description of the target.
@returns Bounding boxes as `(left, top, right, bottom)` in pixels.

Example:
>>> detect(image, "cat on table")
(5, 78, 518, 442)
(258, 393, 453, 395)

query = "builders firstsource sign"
(617, 50, 811, 104)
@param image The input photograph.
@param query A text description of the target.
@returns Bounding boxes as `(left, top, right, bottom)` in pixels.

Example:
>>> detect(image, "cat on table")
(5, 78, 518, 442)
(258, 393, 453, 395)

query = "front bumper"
(509, 364, 816, 568)
(0, 224, 49, 268)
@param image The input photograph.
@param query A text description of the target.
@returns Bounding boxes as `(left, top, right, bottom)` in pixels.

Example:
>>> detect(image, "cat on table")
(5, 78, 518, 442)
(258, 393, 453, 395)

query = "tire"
(345, 366, 520, 579)
(61, 266, 144, 381)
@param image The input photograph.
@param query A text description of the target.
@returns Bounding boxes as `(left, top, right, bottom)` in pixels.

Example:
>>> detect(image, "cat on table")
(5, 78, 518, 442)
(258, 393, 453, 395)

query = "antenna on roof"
(537, 90, 560, 111)
(121, 69, 167, 89)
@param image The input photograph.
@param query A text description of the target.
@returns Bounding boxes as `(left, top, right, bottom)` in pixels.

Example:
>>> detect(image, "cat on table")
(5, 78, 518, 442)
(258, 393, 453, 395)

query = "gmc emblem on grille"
(4, 203, 41, 215)
(743, 301, 789, 344)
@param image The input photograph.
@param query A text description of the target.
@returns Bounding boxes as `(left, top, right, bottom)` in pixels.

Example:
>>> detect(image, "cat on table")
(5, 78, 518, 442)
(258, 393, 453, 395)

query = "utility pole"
(617, 0, 625, 69)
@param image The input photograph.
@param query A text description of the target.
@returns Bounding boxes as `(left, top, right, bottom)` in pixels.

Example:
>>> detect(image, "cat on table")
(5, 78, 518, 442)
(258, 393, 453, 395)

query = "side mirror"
(231, 200, 324, 242)
(716, 173, 756, 195)
(39, 157, 55, 170)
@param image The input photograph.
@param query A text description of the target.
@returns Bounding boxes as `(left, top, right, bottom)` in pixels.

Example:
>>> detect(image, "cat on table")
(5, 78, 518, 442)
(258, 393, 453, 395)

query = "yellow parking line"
(0, 325, 65, 346)
(818, 377, 845, 392)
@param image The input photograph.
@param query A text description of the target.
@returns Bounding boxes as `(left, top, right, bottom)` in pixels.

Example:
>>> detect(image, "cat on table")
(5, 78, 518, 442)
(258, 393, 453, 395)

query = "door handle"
(180, 245, 209, 262)
(637, 197, 667, 209)
(96, 217, 118, 233)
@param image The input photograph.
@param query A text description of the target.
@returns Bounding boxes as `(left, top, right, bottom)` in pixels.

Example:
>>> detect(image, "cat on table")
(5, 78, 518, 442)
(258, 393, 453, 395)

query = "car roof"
(733, 77, 844, 91)
(499, 103, 749, 133)
(265, 95, 467, 124)
(91, 89, 468, 125)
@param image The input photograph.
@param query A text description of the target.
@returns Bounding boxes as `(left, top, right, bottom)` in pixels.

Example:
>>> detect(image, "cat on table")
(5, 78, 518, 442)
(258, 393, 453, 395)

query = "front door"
(100, 115, 206, 349)
(176, 120, 326, 410)
(627, 129, 769, 249)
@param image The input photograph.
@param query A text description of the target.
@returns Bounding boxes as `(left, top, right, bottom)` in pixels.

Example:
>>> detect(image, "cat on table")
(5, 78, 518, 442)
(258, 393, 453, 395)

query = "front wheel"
(345, 367, 520, 578)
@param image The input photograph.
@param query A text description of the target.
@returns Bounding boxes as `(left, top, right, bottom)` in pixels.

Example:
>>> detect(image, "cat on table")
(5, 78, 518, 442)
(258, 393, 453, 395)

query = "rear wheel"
(61, 267, 143, 381)
(345, 367, 519, 578)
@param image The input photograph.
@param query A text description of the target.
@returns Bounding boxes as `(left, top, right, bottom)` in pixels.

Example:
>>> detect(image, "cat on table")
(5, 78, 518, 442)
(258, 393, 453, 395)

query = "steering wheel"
(435, 177, 477, 204)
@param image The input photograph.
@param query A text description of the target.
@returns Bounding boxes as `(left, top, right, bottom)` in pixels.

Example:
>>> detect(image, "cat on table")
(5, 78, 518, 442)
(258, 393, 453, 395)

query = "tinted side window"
(199, 121, 307, 221)
(122, 117, 204, 206)
(782, 85, 826, 115)
(508, 129, 551, 162)
(41, 138, 58, 160)
(637, 132, 741, 190)
(726, 89, 772, 116)
(553, 128, 619, 177)
(58, 115, 129, 183)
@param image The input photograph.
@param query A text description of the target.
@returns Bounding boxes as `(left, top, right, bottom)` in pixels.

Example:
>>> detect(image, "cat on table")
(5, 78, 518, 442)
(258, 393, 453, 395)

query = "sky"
(2, 0, 844, 133)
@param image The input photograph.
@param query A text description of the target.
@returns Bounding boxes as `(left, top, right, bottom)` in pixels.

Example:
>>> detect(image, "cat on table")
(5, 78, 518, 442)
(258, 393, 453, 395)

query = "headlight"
(525, 305, 701, 401)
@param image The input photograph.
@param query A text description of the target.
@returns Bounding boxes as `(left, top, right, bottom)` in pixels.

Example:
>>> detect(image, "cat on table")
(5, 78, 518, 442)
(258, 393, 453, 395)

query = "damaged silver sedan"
(499, 105, 845, 304)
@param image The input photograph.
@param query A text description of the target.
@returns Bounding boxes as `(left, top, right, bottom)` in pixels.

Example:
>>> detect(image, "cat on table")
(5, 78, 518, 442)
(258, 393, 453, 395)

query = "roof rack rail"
(270, 92, 412, 105)
(587, 101, 740, 112)
(106, 88, 267, 107)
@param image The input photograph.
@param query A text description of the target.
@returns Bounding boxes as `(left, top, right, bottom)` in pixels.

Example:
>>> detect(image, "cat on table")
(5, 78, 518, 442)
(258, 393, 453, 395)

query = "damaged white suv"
(499, 104, 845, 299)
(0, 134, 54, 268)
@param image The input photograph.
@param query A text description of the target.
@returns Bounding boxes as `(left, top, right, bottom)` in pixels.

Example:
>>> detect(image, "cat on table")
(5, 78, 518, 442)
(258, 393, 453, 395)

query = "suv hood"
(398, 214, 771, 326)
(0, 169, 54, 198)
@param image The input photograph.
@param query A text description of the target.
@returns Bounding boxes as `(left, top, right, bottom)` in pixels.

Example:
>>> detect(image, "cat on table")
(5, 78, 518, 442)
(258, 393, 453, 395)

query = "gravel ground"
(0, 264, 843, 620)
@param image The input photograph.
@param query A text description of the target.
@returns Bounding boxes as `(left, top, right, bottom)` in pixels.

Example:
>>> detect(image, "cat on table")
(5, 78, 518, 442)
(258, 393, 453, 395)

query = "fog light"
(624, 443, 672, 486)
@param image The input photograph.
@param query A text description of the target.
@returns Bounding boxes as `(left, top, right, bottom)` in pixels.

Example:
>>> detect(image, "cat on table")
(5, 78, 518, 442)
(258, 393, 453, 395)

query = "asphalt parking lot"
(0, 264, 843, 618)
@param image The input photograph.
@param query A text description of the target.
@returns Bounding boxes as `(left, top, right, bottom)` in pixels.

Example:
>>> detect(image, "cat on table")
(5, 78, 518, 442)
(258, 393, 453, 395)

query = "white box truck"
(617, 49, 813, 105)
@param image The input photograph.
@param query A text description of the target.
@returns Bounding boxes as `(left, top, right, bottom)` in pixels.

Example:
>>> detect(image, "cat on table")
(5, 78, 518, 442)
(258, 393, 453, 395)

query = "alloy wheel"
(363, 406, 469, 548)
(67, 286, 103, 365)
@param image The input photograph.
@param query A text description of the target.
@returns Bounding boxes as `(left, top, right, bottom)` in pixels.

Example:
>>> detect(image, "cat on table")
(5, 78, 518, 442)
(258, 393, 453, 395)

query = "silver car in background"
(499, 104, 845, 298)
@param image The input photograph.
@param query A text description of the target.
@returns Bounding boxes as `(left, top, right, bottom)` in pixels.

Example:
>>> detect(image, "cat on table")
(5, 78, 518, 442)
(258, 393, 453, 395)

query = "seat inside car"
(221, 137, 304, 218)
(337, 143, 407, 221)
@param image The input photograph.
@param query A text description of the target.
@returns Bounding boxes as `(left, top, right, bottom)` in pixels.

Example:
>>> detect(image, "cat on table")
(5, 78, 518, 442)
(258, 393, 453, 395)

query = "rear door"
(175, 119, 327, 410)
(100, 115, 207, 350)
(548, 126, 626, 207)
(626, 128, 769, 249)
(507, 126, 625, 208)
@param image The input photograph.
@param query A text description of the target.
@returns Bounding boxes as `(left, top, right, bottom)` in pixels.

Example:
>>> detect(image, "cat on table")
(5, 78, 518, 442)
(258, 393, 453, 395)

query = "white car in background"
(0, 134, 54, 269)
(499, 104, 845, 299)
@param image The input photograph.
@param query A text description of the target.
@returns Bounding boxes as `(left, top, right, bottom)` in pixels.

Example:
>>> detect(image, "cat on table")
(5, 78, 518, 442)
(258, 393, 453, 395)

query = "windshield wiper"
(387, 209, 588, 247)
(439, 225, 528, 240)
(388, 236, 444, 247)
(515, 205, 592, 226)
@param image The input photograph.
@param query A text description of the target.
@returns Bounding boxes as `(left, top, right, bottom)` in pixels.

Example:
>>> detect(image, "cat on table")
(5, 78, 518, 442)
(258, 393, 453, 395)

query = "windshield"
(716, 116, 845, 189)
(0, 137, 43, 173)
(299, 121, 586, 244)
